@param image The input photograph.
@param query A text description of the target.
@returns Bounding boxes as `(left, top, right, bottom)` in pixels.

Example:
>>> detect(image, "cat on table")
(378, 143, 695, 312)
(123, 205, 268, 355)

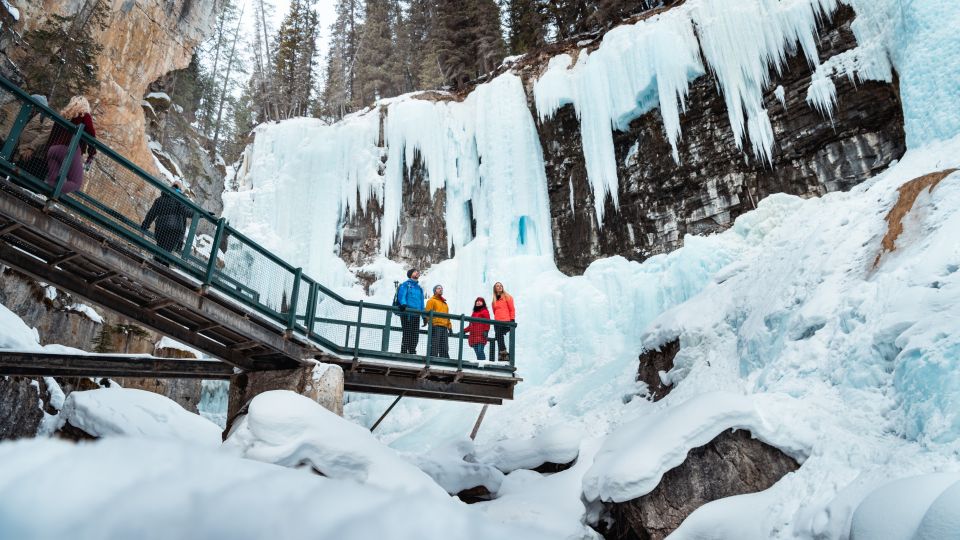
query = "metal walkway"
(0, 77, 519, 405)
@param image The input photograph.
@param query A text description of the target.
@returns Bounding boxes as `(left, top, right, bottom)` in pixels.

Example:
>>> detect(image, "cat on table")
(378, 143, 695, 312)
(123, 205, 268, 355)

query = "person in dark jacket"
(45, 96, 96, 195)
(395, 268, 425, 354)
(141, 182, 192, 259)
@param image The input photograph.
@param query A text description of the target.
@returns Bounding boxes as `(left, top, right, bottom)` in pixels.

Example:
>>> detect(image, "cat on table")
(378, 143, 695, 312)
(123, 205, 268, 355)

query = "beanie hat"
(433, 284, 443, 293)
(407, 268, 418, 278)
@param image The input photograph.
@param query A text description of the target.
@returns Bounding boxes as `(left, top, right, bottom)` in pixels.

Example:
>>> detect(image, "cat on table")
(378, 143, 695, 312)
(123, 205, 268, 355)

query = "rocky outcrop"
(144, 70, 227, 215)
(226, 362, 345, 435)
(10, 0, 220, 176)
(540, 5, 905, 275)
(602, 429, 800, 540)
(0, 268, 102, 349)
(636, 339, 679, 402)
(340, 156, 450, 271)
(0, 377, 44, 439)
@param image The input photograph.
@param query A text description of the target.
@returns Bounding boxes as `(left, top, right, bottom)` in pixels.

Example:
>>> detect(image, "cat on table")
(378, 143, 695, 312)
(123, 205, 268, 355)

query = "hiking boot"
(498, 350, 509, 362)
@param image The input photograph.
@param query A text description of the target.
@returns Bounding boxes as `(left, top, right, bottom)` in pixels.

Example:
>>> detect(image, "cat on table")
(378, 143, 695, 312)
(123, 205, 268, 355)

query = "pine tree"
(21, 0, 109, 108)
(505, 0, 547, 55)
(273, 0, 320, 119)
(249, 0, 279, 122)
(321, 0, 362, 120)
(352, 0, 403, 107)
(472, 0, 507, 76)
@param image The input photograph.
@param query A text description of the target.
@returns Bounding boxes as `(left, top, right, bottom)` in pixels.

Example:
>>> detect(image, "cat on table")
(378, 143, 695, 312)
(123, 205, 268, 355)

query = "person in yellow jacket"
(424, 284, 451, 358)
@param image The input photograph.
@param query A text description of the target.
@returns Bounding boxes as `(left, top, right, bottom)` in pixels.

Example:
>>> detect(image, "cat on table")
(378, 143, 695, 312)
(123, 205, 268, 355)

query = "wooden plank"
(0, 222, 22, 235)
(0, 351, 235, 379)
(342, 370, 514, 403)
(144, 298, 176, 312)
(88, 270, 117, 284)
(47, 251, 80, 266)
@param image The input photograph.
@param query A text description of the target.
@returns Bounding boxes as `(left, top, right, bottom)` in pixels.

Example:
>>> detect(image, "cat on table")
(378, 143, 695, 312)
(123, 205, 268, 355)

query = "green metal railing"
(0, 76, 517, 373)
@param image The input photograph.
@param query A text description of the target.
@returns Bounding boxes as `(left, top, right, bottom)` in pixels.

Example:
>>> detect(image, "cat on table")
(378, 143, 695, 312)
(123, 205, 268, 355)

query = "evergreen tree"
(505, 0, 547, 55)
(21, 0, 109, 107)
(430, 0, 505, 91)
(321, 0, 362, 120)
(249, 0, 279, 122)
(473, 0, 507, 76)
(273, 0, 320, 118)
(352, 0, 403, 107)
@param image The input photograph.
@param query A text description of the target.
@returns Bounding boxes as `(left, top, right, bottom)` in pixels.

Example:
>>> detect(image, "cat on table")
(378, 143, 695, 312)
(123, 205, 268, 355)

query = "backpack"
(392, 282, 402, 307)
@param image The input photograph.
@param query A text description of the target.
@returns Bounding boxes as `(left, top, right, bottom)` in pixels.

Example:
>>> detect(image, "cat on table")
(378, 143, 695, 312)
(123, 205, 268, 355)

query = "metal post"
(509, 323, 517, 368)
(353, 301, 364, 358)
(304, 282, 318, 336)
(180, 210, 201, 261)
(457, 314, 465, 369)
(470, 404, 489, 440)
(286, 267, 302, 332)
(51, 123, 85, 200)
(370, 393, 404, 432)
(381, 310, 392, 352)
(424, 312, 434, 367)
(203, 218, 226, 287)
(1, 103, 33, 159)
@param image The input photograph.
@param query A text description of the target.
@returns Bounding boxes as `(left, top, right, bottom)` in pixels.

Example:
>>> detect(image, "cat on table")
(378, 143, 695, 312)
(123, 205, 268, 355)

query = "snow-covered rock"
(0, 438, 552, 539)
(59, 388, 221, 447)
(849, 473, 960, 540)
(409, 438, 504, 495)
(476, 424, 582, 473)
(223, 390, 446, 497)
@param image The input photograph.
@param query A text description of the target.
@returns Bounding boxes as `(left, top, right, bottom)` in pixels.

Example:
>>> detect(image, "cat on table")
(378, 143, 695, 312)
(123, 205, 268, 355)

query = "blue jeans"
(471, 343, 486, 360)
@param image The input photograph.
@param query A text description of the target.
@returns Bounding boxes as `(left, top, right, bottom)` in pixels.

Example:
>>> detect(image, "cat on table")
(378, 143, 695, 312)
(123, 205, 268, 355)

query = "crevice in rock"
(637, 339, 679, 402)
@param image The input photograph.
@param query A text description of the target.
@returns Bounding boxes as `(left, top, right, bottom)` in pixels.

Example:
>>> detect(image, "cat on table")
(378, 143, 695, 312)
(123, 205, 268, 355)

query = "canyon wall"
(337, 5, 906, 277)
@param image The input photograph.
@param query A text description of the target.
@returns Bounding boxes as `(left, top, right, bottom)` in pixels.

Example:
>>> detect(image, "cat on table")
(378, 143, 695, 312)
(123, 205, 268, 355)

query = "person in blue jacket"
(396, 268, 425, 354)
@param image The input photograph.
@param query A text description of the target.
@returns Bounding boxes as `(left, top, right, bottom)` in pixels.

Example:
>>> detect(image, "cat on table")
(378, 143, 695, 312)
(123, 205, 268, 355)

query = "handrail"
(0, 75, 518, 372)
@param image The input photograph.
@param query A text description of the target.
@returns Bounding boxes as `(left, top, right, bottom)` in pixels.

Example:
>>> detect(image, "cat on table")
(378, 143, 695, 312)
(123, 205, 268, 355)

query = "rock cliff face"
(10, 0, 220, 175)
(340, 155, 451, 272)
(539, 5, 905, 275)
(0, 1, 221, 437)
(337, 6, 905, 279)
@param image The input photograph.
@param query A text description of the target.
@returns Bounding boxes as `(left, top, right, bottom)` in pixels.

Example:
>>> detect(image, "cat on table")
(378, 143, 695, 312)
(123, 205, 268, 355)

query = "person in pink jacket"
(491, 282, 515, 361)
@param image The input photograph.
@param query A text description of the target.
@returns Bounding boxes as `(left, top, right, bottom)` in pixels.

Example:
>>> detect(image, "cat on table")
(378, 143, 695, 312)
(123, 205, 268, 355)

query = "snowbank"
(475, 439, 604, 540)
(850, 473, 960, 540)
(475, 424, 582, 473)
(0, 438, 552, 539)
(59, 388, 222, 447)
(581, 391, 807, 504)
(409, 438, 504, 495)
(223, 390, 447, 497)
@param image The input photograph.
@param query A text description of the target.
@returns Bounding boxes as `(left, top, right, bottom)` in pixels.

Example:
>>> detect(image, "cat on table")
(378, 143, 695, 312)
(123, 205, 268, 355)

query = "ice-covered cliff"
(217, 0, 960, 537)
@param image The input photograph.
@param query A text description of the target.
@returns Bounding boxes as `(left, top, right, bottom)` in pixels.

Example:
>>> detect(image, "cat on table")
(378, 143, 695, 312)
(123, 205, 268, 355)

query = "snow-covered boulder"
(223, 390, 446, 497)
(0, 438, 552, 539)
(59, 388, 221, 447)
(475, 424, 582, 473)
(582, 392, 807, 505)
(410, 438, 504, 496)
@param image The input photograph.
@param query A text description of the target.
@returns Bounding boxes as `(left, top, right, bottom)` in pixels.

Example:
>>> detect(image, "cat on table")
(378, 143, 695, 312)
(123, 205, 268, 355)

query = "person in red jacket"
(491, 282, 515, 361)
(464, 297, 491, 360)
(45, 96, 96, 195)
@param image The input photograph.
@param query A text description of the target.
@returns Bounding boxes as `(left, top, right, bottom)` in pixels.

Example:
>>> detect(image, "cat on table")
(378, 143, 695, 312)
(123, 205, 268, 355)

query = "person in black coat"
(141, 182, 192, 255)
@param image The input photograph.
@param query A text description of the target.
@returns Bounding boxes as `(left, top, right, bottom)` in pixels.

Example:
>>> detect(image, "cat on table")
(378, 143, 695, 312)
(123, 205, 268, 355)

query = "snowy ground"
(3, 0, 960, 537)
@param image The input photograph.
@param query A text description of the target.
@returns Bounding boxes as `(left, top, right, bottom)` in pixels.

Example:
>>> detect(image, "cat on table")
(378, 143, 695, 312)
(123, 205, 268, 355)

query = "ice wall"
(533, 0, 839, 223)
